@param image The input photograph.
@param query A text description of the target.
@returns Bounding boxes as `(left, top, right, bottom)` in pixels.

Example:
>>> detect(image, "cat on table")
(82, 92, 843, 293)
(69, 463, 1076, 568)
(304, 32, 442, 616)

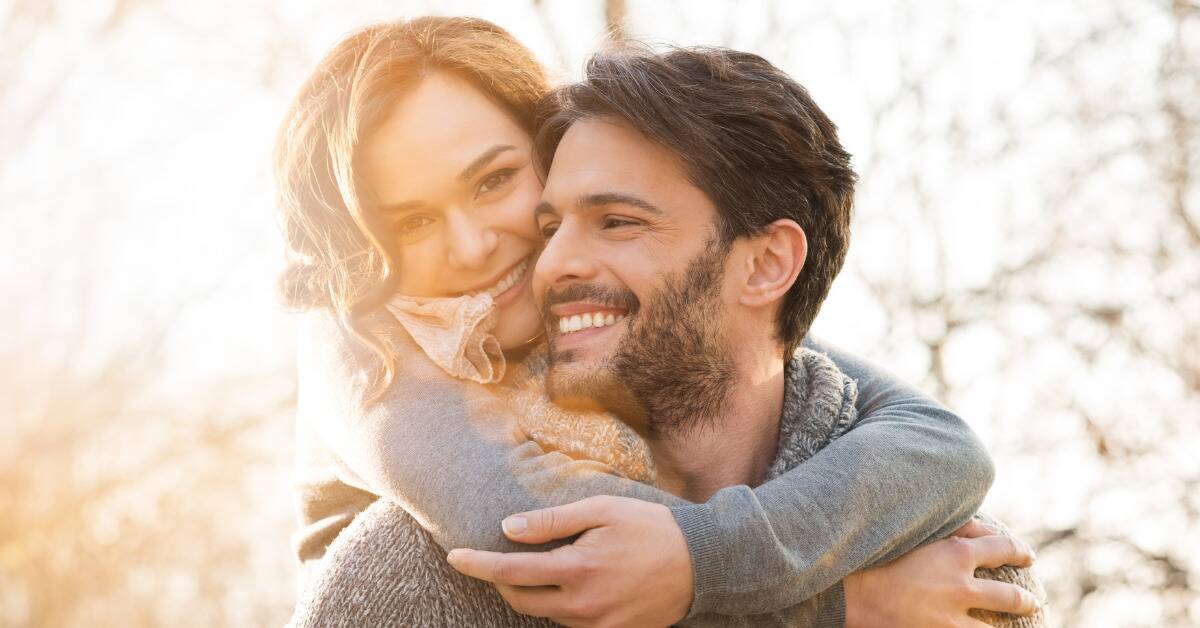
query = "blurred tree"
(1, 1, 1195, 627)
(826, 1, 1199, 625)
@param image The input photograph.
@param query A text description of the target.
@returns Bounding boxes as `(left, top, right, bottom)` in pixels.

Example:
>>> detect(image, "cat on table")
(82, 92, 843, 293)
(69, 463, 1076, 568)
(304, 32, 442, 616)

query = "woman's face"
(359, 71, 544, 349)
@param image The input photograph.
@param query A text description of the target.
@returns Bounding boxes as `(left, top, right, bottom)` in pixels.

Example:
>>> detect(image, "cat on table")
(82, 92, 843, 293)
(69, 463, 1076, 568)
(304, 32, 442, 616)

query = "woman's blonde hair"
(274, 17, 549, 399)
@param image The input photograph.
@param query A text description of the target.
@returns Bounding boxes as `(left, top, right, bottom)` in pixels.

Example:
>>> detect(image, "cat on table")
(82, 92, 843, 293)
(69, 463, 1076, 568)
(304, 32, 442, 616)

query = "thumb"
(502, 495, 615, 544)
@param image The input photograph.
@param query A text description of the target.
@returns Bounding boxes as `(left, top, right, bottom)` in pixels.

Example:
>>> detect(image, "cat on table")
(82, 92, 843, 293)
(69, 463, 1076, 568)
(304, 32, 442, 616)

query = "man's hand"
(446, 495, 693, 628)
(844, 519, 1041, 628)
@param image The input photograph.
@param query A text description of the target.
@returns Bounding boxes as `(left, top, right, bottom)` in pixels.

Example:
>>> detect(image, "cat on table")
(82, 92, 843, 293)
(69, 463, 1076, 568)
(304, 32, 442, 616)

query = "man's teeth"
(469, 259, 528, 298)
(557, 311, 626, 334)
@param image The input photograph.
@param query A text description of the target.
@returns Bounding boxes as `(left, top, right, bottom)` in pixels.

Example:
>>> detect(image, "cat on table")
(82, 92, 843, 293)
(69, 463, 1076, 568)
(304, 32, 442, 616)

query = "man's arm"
(448, 337, 998, 625)
(665, 336, 995, 617)
(449, 505, 1041, 627)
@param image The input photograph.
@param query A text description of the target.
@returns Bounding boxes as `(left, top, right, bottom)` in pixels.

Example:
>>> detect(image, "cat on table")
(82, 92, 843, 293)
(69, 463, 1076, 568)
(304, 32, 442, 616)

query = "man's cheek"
(530, 255, 548, 305)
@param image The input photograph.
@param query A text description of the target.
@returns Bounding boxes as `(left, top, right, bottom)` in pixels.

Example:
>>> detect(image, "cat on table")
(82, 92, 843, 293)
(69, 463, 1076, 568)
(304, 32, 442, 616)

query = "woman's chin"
(493, 288, 543, 350)
(493, 316, 544, 351)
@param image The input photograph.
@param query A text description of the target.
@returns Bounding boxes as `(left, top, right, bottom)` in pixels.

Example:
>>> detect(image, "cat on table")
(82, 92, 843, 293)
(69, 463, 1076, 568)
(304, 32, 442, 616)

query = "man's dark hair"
(535, 46, 856, 356)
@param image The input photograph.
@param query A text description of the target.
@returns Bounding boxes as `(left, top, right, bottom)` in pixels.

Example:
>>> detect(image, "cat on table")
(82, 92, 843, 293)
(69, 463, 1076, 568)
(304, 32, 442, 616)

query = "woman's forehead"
(359, 71, 531, 205)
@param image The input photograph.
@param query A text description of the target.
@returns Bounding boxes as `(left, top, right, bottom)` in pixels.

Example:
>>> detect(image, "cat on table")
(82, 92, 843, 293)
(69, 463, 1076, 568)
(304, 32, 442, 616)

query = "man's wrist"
(842, 572, 866, 628)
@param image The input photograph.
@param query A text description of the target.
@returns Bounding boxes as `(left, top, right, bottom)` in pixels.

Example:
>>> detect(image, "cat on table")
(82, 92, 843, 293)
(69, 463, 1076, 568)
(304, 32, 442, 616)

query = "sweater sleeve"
(297, 310, 690, 557)
(672, 336, 994, 619)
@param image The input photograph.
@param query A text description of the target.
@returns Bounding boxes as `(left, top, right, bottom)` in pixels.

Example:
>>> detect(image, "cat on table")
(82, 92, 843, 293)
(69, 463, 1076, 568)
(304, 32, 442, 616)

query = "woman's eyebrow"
(458, 144, 517, 182)
(534, 200, 558, 220)
(379, 144, 519, 215)
(379, 199, 424, 216)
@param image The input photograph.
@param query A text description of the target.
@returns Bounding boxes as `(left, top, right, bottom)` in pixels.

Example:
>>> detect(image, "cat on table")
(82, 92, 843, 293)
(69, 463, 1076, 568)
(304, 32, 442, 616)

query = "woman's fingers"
(967, 534, 1035, 569)
(968, 578, 1041, 617)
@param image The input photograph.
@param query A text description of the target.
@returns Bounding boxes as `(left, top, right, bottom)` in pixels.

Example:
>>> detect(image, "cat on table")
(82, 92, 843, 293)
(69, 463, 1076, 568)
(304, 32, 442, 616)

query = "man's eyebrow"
(579, 192, 664, 216)
(459, 144, 517, 182)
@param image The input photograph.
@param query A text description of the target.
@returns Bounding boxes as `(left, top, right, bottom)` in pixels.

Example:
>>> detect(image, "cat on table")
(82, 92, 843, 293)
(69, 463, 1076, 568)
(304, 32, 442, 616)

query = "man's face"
(532, 117, 737, 433)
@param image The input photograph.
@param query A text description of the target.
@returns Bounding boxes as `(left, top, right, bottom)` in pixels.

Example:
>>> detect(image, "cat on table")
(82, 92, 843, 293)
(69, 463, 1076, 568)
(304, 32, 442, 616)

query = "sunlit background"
(2, 0, 1197, 626)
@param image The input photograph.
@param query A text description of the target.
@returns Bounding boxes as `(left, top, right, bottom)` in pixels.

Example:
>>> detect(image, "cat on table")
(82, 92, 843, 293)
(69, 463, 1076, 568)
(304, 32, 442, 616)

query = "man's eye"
(602, 216, 637, 229)
(539, 223, 559, 239)
(396, 215, 435, 235)
(477, 169, 516, 197)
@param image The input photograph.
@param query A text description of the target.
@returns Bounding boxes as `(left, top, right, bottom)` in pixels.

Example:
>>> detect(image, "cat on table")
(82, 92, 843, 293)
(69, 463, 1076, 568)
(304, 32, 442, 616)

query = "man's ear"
(738, 219, 806, 308)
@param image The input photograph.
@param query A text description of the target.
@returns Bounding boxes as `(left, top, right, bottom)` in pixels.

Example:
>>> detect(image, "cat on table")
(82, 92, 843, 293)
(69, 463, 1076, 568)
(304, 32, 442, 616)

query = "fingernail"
(1022, 590, 1039, 613)
(502, 516, 527, 536)
(446, 549, 460, 563)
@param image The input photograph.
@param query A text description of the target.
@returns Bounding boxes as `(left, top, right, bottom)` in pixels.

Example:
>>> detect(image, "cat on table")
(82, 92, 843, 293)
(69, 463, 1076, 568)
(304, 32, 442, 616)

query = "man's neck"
(648, 350, 787, 502)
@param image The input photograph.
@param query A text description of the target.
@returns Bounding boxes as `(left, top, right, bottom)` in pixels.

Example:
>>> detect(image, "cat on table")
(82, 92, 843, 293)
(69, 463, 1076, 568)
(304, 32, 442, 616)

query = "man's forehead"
(543, 117, 694, 207)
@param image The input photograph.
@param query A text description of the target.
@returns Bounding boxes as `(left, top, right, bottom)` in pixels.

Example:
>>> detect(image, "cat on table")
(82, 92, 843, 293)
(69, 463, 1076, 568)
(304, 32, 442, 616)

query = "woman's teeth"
(469, 259, 528, 298)
(557, 311, 626, 334)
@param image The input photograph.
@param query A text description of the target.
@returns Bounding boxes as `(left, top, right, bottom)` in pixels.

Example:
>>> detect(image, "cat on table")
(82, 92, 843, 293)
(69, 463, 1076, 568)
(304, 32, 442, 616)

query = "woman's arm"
(670, 336, 995, 618)
(297, 310, 689, 556)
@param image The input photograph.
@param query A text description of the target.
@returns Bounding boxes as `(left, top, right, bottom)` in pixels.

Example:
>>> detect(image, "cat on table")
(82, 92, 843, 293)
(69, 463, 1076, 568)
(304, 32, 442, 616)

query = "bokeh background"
(2, 0, 1197, 626)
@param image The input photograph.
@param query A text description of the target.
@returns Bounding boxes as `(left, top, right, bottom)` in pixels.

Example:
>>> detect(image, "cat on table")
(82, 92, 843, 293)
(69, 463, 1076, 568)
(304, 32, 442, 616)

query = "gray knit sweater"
(292, 307, 996, 622)
(290, 348, 1045, 627)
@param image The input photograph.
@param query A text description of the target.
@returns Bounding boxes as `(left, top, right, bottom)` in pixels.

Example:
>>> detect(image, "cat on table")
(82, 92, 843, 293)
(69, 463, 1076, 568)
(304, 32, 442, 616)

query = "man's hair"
(535, 46, 857, 356)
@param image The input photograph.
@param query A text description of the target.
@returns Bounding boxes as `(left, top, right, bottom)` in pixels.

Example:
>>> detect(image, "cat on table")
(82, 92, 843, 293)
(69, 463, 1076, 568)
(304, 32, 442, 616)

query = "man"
(294, 46, 1043, 627)
(444, 47, 1044, 627)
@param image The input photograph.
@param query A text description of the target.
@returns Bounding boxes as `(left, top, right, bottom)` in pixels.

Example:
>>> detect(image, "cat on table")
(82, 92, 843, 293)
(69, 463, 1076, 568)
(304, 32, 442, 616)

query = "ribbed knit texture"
(290, 499, 556, 628)
(815, 581, 846, 628)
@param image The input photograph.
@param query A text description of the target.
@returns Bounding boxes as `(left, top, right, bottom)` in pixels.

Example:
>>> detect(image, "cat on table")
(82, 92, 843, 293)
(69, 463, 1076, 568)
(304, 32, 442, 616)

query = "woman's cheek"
(504, 172, 546, 238)
(392, 239, 442, 297)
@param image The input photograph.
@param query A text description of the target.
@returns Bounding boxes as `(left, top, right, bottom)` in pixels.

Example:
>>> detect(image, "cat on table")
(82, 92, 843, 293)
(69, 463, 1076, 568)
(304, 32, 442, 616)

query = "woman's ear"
(739, 219, 806, 308)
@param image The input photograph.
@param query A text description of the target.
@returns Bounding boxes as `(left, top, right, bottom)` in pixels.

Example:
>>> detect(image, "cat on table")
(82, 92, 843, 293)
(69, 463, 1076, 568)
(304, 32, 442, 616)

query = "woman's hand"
(844, 519, 1041, 628)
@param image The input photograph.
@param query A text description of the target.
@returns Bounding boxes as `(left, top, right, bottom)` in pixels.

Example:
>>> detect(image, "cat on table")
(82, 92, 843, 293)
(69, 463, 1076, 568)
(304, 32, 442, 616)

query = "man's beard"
(542, 242, 736, 437)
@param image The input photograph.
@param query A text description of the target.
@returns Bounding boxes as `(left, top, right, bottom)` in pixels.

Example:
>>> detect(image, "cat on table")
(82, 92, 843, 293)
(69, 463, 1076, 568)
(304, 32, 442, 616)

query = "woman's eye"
(396, 215, 435, 235)
(539, 223, 559, 239)
(476, 168, 516, 197)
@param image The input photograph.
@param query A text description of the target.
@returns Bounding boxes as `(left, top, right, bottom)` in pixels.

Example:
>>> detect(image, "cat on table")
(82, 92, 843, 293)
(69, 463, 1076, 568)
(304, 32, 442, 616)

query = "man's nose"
(533, 220, 596, 288)
(444, 209, 498, 270)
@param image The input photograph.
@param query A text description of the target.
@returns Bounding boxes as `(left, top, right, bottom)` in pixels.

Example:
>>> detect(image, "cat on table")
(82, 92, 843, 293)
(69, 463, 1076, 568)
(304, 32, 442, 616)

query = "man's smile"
(547, 302, 629, 349)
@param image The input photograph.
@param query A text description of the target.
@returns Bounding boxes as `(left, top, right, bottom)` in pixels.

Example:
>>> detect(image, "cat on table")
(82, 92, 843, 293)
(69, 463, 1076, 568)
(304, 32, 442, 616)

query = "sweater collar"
(765, 349, 859, 481)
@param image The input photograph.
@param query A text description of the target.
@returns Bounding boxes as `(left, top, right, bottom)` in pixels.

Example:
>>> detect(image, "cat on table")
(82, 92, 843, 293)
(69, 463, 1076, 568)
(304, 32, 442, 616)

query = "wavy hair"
(274, 17, 549, 400)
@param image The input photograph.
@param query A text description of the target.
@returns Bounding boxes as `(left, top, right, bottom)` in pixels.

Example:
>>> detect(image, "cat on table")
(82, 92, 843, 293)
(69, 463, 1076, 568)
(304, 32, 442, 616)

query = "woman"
(276, 16, 1042, 627)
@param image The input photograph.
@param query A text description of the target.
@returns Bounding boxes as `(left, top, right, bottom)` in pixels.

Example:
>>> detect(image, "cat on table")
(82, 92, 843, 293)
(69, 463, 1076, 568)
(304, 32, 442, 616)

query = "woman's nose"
(445, 210, 498, 270)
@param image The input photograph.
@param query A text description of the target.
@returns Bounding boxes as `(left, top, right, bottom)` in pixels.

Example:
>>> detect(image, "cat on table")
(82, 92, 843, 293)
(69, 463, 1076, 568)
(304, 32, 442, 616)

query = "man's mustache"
(540, 284, 640, 321)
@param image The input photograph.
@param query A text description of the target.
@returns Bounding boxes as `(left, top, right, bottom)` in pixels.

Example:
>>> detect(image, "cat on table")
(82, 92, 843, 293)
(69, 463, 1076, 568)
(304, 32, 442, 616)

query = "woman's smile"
(461, 255, 532, 306)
